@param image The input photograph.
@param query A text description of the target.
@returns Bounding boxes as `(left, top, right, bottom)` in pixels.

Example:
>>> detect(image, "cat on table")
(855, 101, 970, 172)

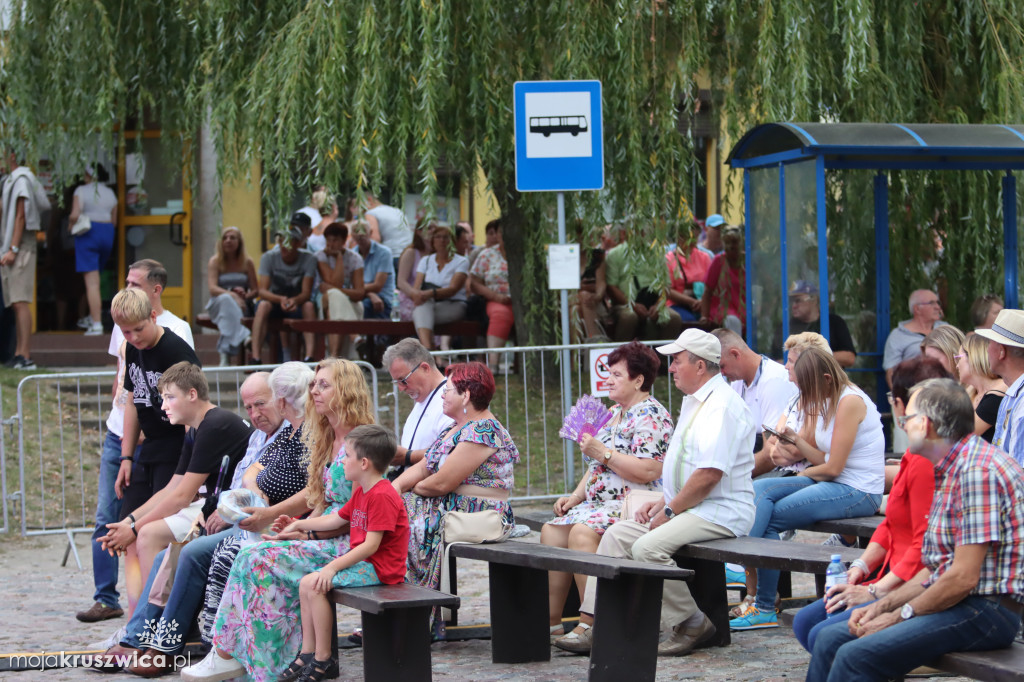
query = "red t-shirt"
(338, 479, 410, 584)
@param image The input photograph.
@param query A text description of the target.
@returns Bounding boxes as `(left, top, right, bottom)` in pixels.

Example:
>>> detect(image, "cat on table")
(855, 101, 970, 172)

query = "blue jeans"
(90, 431, 123, 608)
(750, 477, 881, 612)
(669, 304, 699, 322)
(806, 595, 1021, 681)
(121, 527, 237, 653)
(793, 596, 878, 652)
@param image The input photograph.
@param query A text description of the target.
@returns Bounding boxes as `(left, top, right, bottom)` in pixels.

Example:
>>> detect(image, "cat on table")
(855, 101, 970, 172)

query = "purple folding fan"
(559, 394, 613, 443)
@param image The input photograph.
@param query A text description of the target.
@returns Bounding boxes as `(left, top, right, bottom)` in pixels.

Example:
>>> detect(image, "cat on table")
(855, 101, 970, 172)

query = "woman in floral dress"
(182, 360, 375, 682)
(393, 361, 519, 636)
(469, 219, 514, 370)
(541, 341, 674, 635)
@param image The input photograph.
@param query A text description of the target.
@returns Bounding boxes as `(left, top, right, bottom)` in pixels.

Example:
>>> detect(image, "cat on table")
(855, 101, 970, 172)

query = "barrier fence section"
(431, 340, 677, 505)
(9, 362, 380, 539)
(6, 343, 677, 538)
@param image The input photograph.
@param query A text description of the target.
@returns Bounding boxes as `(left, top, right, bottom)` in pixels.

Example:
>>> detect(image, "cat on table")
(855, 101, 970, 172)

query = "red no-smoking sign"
(590, 350, 611, 396)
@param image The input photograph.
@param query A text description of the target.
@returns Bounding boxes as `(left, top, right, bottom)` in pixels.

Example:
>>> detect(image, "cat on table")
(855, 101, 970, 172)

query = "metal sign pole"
(557, 192, 575, 485)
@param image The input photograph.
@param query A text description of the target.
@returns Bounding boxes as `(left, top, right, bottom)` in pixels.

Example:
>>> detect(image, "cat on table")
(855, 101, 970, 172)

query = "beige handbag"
(621, 489, 665, 524)
(148, 522, 203, 607)
(441, 509, 512, 544)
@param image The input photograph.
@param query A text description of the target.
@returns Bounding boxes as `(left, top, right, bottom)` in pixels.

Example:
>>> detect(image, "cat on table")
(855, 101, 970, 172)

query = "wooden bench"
(673, 537, 862, 646)
(286, 318, 485, 361)
(330, 583, 459, 681)
(448, 540, 692, 682)
(802, 515, 884, 548)
(931, 642, 1024, 681)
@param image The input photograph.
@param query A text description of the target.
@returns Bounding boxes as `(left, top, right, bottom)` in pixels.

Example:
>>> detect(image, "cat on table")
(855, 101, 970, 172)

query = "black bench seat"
(449, 540, 692, 682)
(931, 642, 1024, 681)
(330, 583, 458, 681)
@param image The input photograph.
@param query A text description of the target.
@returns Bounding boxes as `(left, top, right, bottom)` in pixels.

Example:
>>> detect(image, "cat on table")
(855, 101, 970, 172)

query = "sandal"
(276, 652, 312, 682)
(297, 657, 334, 682)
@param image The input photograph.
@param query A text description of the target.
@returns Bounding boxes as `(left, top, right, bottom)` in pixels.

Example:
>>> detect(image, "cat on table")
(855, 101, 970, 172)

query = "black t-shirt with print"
(175, 406, 253, 496)
(123, 327, 201, 465)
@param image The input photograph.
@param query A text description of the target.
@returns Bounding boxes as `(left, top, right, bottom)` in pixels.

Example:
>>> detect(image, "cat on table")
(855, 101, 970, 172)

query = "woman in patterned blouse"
(541, 341, 674, 637)
(393, 361, 519, 636)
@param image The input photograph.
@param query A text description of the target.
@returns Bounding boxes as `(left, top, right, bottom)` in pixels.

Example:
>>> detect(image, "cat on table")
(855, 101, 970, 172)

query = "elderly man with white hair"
(555, 328, 756, 657)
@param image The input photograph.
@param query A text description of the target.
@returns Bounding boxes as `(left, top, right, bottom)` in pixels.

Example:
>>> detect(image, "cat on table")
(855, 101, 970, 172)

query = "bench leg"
(672, 557, 731, 647)
(360, 605, 434, 681)
(588, 575, 664, 682)
(487, 563, 550, 663)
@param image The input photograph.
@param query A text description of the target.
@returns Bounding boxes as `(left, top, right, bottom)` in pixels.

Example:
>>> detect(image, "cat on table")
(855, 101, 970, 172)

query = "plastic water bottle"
(390, 288, 401, 322)
(824, 554, 847, 591)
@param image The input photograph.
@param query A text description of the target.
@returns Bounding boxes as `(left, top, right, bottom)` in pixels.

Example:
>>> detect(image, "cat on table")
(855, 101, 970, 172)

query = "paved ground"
(0, 530, 968, 681)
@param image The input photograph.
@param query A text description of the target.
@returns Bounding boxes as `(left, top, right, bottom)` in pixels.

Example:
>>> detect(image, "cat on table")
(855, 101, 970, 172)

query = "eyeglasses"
(954, 352, 966, 361)
(391, 365, 419, 386)
(308, 379, 331, 392)
(886, 391, 894, 405)
(914, 299, 941, 308)
(895, 412, 922, 429)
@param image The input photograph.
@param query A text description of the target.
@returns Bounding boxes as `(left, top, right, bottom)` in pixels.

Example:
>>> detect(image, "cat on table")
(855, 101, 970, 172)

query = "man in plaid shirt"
(806, 378, 1024, 682)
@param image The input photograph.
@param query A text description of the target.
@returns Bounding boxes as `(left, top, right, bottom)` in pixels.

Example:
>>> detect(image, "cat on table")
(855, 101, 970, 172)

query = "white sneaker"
(85, 322, 104, 336)
(179, 650, 244, 682)
(89, 624, 127, 651)
(77, 315, 94, 330)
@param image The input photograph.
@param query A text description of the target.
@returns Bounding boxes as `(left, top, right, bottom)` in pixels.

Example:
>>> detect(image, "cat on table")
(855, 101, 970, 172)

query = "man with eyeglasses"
(381, 338, 454, 478)
(806, 378, 1024, 681)
(883, 289, 947, 388)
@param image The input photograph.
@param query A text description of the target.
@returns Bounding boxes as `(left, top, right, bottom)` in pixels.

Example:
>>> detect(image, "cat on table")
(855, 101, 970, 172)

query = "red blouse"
(867, 450, 935, 583)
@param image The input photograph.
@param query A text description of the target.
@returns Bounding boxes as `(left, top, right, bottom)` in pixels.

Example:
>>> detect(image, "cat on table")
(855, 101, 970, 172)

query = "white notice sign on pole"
(548, 243, 581, 290)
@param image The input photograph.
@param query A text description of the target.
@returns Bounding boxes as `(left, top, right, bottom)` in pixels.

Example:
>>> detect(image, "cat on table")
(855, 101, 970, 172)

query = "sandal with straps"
(297, 657, 334, 682)
(276, 652, 313, 682)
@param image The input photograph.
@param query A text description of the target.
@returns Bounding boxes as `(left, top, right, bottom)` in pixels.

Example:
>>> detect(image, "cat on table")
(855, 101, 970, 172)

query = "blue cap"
(705, 214, 725, 228)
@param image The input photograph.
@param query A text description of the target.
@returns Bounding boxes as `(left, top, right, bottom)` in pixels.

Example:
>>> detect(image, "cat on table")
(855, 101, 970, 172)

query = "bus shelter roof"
(727, 122, 1024, 170)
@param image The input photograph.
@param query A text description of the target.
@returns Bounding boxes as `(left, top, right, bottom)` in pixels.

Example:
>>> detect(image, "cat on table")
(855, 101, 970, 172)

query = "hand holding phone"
(762, 424, 796, 445)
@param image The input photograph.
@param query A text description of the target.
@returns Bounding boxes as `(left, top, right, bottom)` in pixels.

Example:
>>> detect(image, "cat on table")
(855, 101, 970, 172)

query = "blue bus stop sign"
(514, 80, 604, 192)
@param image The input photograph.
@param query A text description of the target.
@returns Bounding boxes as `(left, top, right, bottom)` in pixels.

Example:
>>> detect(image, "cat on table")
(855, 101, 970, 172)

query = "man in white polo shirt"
(712, 328, 797, 477)
(555, 328, 756, 657)
(382, 338, 454, 476)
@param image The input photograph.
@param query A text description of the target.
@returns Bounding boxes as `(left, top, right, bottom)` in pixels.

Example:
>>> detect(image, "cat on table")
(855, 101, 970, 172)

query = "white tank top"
(814, 385, 885, 494)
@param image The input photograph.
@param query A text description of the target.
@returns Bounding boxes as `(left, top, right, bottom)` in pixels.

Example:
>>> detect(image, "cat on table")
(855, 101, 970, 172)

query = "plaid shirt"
(922, 434, 1024, 599)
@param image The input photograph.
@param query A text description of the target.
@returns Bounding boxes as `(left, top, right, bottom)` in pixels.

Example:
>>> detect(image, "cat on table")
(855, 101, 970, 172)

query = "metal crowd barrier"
(3, 342, 679, 547)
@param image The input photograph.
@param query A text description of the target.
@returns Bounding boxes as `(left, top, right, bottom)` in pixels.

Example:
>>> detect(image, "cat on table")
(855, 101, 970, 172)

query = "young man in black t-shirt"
(100, 359, 251, 591)
(98, 288, 200, 600)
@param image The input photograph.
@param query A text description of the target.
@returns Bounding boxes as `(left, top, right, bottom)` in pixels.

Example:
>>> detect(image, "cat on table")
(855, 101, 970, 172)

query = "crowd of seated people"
(85, 217, 1024, 682)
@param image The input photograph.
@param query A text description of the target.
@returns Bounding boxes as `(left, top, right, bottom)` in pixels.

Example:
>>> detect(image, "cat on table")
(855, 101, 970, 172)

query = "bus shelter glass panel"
(748, 166, 780, 354)
(779, 160, 820, 357)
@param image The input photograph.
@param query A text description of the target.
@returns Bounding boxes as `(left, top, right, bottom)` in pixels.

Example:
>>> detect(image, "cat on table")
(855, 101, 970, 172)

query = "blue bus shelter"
(726, 122, 1024, 398)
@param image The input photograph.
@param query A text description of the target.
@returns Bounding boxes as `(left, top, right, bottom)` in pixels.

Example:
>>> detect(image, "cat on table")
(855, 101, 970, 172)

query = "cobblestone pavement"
(0, 532, 968, 681)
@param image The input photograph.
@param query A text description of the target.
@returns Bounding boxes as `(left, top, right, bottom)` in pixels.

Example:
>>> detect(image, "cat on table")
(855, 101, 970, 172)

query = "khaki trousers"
(580, 513, 734, 628)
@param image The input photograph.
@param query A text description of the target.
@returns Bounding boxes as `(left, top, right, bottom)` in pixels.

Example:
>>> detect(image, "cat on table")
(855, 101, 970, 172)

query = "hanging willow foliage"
(2, 1, 1024, 342)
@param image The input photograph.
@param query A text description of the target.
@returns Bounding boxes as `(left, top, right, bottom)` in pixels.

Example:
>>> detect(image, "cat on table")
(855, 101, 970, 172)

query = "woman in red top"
(700, 225, 745, 333)
(666, 220, 712, 322)
(792, 356, 949, 652)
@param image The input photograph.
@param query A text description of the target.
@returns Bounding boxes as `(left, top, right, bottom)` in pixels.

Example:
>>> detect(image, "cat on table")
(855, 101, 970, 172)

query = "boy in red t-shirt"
(277, 424, 409, 682)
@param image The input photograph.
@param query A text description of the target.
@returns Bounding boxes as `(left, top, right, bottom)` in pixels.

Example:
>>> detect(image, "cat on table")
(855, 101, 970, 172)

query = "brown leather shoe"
(91, 644, 141, 674)
(76, 601, 124, 623)
(126, 648, 176, 677)
(657, 613, 717, 656)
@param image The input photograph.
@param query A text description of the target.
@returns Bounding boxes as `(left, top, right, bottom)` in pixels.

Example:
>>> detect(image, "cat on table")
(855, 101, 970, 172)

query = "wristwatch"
(900, 603, 915, 620)
(9, 245, 19, 254)
(603, 447, 613, 462)
(663, 505, 676, 519)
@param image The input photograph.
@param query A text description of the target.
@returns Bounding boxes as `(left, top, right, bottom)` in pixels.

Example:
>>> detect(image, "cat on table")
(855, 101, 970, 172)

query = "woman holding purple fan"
(541, 340, 674, 637)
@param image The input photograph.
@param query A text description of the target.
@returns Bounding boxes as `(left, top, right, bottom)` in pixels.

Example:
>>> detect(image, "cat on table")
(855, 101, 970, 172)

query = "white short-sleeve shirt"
(662, 373, 756, 537)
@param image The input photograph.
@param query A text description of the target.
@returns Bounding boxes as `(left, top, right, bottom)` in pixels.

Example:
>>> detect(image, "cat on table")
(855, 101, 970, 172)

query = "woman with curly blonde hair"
(196, 359, 377, 682)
